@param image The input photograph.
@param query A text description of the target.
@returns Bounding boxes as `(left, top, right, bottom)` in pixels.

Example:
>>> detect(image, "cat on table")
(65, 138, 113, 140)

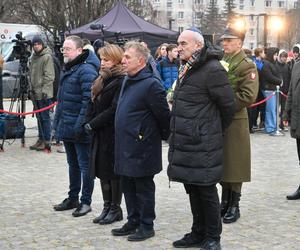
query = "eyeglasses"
(60, 47, 75, 53)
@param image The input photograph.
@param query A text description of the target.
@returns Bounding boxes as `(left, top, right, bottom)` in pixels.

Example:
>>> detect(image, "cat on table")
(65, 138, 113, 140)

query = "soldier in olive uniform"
(220, 26, 259, 223)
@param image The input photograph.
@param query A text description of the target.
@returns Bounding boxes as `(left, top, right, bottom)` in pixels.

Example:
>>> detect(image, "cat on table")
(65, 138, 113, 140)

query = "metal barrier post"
(271, 86, 284, 136)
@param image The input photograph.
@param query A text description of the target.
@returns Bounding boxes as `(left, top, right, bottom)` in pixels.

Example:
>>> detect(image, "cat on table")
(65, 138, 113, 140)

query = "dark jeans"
(122, 175, 155, 230)
(184, 183, 222, 242)
(64, 141, 94, 205)
(35, 99, 52, 141)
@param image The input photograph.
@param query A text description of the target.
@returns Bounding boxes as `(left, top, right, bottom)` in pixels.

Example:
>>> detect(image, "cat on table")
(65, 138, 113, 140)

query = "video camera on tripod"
(11, 31, 32, 97)
(0, 32, 30, 149)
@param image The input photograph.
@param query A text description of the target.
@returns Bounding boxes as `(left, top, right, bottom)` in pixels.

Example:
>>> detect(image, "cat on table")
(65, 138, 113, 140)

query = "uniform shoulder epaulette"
(244, 57, 253, 64)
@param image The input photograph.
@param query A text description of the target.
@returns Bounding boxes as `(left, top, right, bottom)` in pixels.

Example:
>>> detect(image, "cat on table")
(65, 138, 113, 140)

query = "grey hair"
(65, 35, 84, 49)
(193, 32, 205, 45)
(124, 41, 150, 62)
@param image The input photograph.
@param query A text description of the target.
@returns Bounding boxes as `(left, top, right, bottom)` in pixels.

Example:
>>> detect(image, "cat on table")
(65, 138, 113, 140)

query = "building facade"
(152, 0, 299, 49)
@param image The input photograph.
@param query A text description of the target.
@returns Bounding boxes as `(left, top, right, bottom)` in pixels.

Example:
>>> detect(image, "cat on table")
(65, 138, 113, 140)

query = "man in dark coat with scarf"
(53, 35, 100, 217)
(112, 41, 170, 241)
(168, 28, 236, 250)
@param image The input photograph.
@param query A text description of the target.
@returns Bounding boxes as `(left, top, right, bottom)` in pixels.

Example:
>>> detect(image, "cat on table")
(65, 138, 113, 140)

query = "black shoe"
(93, 202, 110, 223)
(72, 203, 91, 217)
(199, 239, 221, 250)
(172, 232, 203, 248)
(53, 198, 79, 211)
(127, 227, 155, 241)
(111, 222, 138, 236)
(286, 186, 300, 200)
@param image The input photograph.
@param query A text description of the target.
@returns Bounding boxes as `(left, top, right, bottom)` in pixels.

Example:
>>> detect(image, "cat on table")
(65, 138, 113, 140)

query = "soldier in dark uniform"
(220, 26, 259, 223)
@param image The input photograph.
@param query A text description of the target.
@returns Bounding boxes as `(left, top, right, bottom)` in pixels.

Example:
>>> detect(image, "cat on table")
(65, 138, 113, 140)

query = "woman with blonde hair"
(85, 44, 125, 224)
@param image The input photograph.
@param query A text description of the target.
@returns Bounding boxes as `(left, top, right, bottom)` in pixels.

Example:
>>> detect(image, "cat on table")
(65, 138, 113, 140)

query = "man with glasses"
(29, 36, 55, 151)
(53, 35, 100, 217)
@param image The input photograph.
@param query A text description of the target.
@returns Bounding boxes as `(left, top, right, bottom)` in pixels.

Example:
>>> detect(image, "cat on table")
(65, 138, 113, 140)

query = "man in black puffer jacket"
(168, 28, 236, 250)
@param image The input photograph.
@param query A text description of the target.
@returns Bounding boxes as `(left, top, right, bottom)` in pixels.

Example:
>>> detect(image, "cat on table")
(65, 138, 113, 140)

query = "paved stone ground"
(1, 101, 300, 249)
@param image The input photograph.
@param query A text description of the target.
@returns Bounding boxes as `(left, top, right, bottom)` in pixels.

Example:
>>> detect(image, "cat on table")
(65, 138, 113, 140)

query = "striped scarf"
(178, 49, 201, 83)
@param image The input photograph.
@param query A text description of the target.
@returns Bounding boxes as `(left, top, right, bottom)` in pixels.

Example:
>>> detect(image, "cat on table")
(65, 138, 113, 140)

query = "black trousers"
(184, 183, 222, 242)
(122, 175, 155, 230)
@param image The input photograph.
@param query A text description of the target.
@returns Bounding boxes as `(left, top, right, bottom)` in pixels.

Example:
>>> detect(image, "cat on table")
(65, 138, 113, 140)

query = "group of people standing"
(248, 44, 300, 134)
(46, 22, 261, 249)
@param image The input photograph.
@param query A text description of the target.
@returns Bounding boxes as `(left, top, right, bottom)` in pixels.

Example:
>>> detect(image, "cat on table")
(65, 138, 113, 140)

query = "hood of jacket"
(127, 65, 153, 82)
(278, 49, 287, 64)
(192, 41, 224, 69)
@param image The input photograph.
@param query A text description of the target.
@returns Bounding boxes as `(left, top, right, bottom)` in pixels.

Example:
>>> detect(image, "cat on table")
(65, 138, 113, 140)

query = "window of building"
(178, 26, 184, 33)
(250, 0, 255, 6)
(278, 1, 285, 7)
(167, 11, 172, 18)
(167, 1, 172, 7)
(194, 12, 203, 19)
(250, 14, 254, 20)
(178, 11, 184, 19)
(250, 28, 254, 35)
(194, 0, 203, 4)
(265, 0, 272, 7)
(239, 5, 244, 9)
(240, 0, 244, 4)
(178, 0, 184, 3)
(210, 0, 217, 4)
(154, 0, 160, 3)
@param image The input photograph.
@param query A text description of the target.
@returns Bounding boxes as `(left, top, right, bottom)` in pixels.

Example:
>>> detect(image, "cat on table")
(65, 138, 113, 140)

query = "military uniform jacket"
(222, 50, 259, 182)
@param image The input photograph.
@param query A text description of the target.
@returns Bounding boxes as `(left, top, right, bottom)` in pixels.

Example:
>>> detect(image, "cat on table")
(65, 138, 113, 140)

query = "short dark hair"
(254, 48, 264, 57)
(166, 44, 177, 53)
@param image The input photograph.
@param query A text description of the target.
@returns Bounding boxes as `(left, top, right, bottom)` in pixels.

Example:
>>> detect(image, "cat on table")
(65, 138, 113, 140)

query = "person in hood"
(289, 44, 300, 71)
(168, 29, 236, 249)
(53, 35, 100, 217)
(29, 35, 55, 151)
(221, 26, 258, 224)
(112, 41, 170, 241)
(276, 50, 291, 131)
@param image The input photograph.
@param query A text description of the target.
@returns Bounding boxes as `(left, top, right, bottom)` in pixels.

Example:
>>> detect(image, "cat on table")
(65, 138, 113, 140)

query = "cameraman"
(29, 35, 55, 151)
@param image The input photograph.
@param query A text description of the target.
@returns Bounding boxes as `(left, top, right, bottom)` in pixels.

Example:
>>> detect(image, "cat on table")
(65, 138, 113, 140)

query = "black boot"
(99, 203, 123, 224)
(223, 191, 240, 224)
(220, 188, 231, 217)
(93, 180, 112, 223)
(93, 201, 110, 223)
(286, 185, 300, 200)
(99, 179, 123, 224)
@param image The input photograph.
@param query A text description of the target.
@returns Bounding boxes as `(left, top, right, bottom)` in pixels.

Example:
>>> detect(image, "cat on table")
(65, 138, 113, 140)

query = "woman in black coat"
(260, 47, 282, 133)
(85, 44, 125, 225)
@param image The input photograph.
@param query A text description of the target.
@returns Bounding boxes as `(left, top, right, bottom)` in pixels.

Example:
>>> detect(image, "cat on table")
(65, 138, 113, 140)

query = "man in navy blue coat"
(112, 41, 170, 241)
(53, 36, 100, 217)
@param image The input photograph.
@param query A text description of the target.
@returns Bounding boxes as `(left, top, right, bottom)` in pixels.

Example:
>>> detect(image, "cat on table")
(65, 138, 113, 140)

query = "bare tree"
(1, 0, 154, 41)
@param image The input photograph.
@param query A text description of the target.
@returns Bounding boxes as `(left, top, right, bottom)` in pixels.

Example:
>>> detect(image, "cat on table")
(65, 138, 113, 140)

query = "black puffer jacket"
(167, 44, 236, 186)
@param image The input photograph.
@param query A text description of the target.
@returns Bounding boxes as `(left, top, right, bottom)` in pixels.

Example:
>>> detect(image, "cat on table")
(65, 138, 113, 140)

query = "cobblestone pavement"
(1, 101, 300, 249)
